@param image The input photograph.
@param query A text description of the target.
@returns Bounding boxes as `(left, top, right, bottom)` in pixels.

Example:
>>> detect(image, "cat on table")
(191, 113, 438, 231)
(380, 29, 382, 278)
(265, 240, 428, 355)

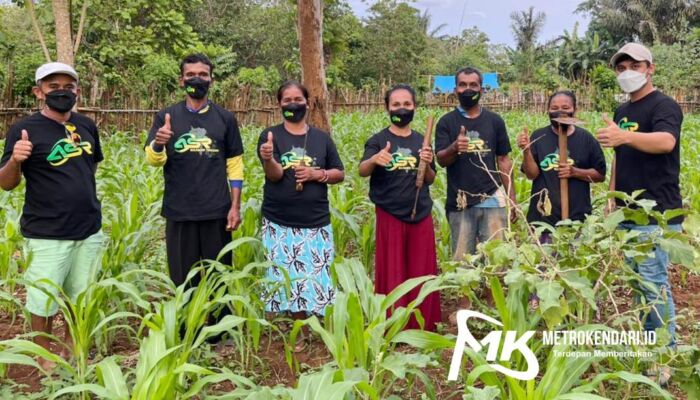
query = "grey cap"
(35, 62, 79, 84)
(610, 43, 653, 66)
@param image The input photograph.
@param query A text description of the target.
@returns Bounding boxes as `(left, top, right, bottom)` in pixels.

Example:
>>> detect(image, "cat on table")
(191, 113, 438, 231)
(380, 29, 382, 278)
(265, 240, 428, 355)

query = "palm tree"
(509, 7, 546, 83)
(418, 9, 448, 40)
(510, 6, 546, 52)
(577, 0, 700, 44)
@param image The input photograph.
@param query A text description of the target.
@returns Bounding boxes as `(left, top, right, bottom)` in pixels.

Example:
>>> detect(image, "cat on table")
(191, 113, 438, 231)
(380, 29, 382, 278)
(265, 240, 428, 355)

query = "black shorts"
(165, 218, 232, 287)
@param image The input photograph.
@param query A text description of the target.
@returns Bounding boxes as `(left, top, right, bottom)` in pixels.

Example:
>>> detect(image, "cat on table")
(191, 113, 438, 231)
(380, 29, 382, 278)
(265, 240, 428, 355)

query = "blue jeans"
(448, 207, 507, 259)
(620, 223, 682, 347)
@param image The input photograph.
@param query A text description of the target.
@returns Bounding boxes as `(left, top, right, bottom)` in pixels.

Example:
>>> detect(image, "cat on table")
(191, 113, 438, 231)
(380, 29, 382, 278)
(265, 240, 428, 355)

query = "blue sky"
(347, 0, 591, 47)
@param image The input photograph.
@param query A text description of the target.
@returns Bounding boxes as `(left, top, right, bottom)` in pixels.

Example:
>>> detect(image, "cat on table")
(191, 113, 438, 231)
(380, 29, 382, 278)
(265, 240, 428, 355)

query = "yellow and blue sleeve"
(145, 140, 167, 167)
(227, 155, 244, 189)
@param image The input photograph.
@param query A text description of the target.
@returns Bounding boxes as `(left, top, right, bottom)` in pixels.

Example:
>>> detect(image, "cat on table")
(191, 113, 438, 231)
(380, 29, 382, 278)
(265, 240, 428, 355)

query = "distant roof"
(432, 73, 500, 93)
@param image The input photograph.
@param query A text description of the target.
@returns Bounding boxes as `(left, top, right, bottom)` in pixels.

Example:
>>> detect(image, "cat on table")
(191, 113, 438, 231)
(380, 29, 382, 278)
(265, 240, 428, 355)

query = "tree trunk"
(297, 0, 331, 133)
(26, 0, 52, 62)
(52, 0, 74, 65)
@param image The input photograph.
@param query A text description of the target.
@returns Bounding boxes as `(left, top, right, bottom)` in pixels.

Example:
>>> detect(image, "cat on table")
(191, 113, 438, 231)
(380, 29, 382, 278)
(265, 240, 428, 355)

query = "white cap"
(610, 43, 653, 66)
(35, 62, 79, 84)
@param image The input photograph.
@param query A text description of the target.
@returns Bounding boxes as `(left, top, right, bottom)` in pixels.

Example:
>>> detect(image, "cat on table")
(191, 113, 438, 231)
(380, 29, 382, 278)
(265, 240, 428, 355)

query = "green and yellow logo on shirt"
(617, 117, 639, 132)
(46, 123, 93, 167)
(174, 127, 219, 154)
(540, 149, 574, 171)
(386, 147, 417, 171)
(465, 131, 490, 153)
(281, 147, 314, 169)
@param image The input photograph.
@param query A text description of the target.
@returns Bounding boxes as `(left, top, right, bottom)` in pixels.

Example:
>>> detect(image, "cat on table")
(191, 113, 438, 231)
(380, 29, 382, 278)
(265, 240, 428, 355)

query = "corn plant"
(286, 258, 453, 399)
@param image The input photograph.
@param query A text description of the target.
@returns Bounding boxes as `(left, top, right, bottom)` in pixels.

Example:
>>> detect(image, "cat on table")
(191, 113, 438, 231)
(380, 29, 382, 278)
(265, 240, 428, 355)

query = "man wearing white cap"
(0, 62, 105, 371)
(597, 43, 683, 385)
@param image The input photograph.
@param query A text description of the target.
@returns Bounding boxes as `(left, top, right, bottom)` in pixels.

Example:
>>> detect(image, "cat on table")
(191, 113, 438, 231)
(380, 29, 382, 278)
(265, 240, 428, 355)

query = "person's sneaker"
(645, 364, 672, 387)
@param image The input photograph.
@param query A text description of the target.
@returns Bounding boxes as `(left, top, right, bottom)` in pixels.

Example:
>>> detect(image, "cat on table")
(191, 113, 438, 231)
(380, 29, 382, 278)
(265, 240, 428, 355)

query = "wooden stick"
(296, 126, 310, 192)
(558, 124, 569, 220)
(411, 114, 434, 220)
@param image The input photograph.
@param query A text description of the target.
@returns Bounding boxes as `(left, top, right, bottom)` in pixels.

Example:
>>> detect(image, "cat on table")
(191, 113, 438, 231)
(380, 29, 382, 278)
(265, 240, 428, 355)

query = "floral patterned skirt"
(262, 217, 335, 315)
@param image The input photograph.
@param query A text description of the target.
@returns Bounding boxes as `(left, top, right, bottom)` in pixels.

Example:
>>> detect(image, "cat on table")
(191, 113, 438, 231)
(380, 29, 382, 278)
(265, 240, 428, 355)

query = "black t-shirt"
(525, 126, 606, 226)
(257, 124, 344, 229)
(146, 101, 244, 221)
(0, 112, 103, 240)
(361, 128, 435, 223)
(435, 108, 512, 211)
(613, 90, 683, 224)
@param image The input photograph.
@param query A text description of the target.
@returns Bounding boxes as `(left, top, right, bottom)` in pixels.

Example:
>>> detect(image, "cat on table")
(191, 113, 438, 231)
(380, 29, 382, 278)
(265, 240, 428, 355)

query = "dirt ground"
(1, 267, 698, 398)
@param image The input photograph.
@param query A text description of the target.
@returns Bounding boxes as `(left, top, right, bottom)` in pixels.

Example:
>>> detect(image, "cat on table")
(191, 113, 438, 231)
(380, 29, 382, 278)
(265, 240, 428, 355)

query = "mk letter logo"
(448, 310, 539, 381)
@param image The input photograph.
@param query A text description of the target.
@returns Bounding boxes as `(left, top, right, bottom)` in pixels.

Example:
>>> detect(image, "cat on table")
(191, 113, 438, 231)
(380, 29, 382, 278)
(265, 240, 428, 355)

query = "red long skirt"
(374, 206, 441, 331)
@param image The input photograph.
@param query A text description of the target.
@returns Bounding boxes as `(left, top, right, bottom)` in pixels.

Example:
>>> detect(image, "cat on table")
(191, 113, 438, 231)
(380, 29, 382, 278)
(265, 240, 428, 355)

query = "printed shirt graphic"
(280, 146, 315, 170)
(464, 130, 491, 154)
(525, 126, 606, 226)
(538, 147, 575, 172)
(361, 128, 434, 223)
(435, 108, 511, 211)
(46, 122, 94, 166)
(146, 101, 244, 221)
(257, 124, 344, 229)
(0, 112, 103, 240)
(613, 90, 683, 224)
(172, 127, 220, 155)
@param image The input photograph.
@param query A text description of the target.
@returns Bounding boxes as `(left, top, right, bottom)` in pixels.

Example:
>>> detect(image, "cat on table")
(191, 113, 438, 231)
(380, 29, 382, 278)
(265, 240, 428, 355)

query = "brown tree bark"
(297, 0, 331, 133)
(52, 0, 74, 65)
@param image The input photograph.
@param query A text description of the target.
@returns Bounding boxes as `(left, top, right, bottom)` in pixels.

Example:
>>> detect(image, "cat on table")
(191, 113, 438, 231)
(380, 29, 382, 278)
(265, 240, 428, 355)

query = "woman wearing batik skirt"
(257, 81, 345, 341)
(359, 84, 441, 331)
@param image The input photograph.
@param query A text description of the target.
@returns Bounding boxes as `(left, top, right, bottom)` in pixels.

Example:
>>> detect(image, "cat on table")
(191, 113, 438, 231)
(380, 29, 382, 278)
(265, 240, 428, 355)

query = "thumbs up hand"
(372, 141, 393, 167)
(517, 126, 530, 151)
(12, 129, 33, 163)
(154, 113, 174, 146)
(596, 113, 626, 148)
(456, 125, 469, 154)
(260, 131, 274, 161)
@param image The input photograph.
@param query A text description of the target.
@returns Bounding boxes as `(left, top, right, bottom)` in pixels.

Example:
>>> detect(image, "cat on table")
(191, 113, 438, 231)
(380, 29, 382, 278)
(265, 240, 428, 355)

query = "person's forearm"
(0, 159, 22, 191)
(358, 159, 376, 177)
(521, 150, 540, 180)
(571, 167, 605, 183)
(323, 169, 344, 184)
(624, 131, 676, 154)
(263, 159, 284, 181)
(230, 187, 241, 209)
(424, 166, 436, 184)
(436, 141, 459, 167)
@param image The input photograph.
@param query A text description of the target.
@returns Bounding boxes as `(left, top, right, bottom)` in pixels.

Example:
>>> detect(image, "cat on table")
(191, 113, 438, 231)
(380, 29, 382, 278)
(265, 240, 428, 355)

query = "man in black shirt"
(145, 54, 244, 289)
(0, 62, 105, 370)
(436, 67, 516, 259)
(597, 43, 683, 383)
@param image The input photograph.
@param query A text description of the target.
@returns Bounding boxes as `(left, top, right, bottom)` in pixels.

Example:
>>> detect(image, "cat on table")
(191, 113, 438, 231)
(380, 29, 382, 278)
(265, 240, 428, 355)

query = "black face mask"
(45, 90, 77, 113)
(549, 111, 574, 131)
(389, 108, 414, 127)
(184, 77, 211, 99)
(458, 89, 481, 109)
(282, 103, 307, 122)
